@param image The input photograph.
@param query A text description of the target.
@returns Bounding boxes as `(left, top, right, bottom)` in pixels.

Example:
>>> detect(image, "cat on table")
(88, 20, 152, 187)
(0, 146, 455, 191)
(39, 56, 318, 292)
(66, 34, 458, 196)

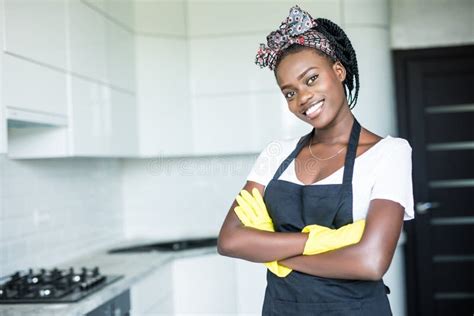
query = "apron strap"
(342, 118, 361, 184)
(271, 129, 314, 181)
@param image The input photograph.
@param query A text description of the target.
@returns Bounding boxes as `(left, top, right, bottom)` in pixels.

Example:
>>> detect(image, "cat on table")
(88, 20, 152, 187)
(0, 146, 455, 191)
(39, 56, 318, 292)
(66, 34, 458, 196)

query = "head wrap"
(255, 5, 336, 70)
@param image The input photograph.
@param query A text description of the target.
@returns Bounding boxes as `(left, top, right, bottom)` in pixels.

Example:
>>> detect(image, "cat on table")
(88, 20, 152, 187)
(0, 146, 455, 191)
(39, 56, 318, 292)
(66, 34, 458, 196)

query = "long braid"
(315, 18, 360, 109)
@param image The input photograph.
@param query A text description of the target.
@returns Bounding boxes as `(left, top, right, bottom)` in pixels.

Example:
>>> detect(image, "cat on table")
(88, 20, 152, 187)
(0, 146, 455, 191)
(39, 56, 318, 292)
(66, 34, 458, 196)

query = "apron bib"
(262, 119, 392, 316)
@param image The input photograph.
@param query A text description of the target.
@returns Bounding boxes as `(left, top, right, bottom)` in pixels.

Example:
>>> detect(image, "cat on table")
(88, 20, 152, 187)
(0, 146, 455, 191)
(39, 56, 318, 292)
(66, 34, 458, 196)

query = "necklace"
(308, 140, 346, 161)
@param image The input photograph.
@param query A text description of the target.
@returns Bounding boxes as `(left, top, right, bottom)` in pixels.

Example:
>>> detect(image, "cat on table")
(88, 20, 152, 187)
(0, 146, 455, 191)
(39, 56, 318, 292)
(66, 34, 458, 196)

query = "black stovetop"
(0, 267, 122, 304)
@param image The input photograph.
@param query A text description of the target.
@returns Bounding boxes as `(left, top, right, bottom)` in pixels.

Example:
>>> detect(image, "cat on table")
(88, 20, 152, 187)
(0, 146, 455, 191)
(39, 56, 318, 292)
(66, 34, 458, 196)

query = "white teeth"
(305, 100, 324, 116)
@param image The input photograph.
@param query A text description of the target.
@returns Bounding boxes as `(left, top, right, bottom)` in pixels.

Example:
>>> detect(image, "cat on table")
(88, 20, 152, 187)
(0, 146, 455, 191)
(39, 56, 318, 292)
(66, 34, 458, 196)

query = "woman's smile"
(304, 99, 324, 119)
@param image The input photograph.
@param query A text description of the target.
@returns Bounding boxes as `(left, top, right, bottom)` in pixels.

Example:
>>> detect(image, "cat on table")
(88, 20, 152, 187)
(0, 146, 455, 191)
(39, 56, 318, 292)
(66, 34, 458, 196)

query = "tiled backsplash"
(0, 153, 258, 276)
(0, 154, 124, 276)
(121, 155, 256, 240)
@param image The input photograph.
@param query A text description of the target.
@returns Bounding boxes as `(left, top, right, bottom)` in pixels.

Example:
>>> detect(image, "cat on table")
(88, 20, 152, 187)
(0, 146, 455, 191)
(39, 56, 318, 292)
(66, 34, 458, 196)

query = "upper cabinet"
(2, 0, 68, 126)
(1, 1, 312, 159)
(134, 0, 192, 157)
(3, 0, 137, 158)
(105, 18, 135, 92)
(69, 75, 137, 157)
(3, 54, 68, 122)
(68, 0, 107, 83)
(3, 0, 68, 70)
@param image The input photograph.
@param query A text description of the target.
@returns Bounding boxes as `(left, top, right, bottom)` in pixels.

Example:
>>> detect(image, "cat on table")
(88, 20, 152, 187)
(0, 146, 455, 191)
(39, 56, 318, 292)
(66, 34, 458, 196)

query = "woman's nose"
(299, 88, 313, 106)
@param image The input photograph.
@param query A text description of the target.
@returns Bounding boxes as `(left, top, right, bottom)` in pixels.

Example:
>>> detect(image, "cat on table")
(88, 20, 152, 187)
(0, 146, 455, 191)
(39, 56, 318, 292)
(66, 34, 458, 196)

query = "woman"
(218, 5, 414, 315)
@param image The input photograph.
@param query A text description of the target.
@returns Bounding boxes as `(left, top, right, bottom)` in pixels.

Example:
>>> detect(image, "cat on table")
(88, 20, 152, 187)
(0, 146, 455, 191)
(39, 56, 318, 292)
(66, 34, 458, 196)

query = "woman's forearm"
(279, 242, 382, 281)
(218, 226, 308, 263)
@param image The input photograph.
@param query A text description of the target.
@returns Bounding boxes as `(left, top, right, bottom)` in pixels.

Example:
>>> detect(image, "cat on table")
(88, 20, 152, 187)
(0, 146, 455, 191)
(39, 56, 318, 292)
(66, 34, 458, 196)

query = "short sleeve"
(246, 142, 277, 186)
(246, 139, 294, 187)
(370, 138, 415, 221)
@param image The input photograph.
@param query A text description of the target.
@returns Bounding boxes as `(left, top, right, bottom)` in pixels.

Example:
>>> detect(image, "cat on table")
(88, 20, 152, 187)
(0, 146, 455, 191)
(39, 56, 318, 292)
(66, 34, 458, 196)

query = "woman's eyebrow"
(280, 66, 319, 90)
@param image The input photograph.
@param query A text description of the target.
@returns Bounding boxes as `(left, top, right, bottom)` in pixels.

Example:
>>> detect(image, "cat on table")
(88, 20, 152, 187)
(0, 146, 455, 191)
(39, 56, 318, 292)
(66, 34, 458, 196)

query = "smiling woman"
(217, 5, 414, 316)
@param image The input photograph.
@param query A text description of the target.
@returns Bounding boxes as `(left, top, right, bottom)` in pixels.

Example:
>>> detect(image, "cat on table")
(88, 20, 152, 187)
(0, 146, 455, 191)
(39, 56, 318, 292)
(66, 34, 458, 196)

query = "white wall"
(0, 155, 124, 276)
(391, 0, 474, 49)
(122, 155, 255, 240)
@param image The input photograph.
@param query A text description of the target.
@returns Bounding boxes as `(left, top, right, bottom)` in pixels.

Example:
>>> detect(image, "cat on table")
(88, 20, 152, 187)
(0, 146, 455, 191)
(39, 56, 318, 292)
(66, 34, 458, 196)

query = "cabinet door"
(104, 9, 135, 92)
(135, 36, 192, 157)
(105, 89, 138, 156)
(3, 0, 67, 70)
(70, 77, 137, 157)
(3, 54, 67, 116)
(172, 253, 237, 314)
(68, 0, 107, 82)
(69, 76, 106, 156)
(130, 263, 173, 315)
(235, 260, 267, 315)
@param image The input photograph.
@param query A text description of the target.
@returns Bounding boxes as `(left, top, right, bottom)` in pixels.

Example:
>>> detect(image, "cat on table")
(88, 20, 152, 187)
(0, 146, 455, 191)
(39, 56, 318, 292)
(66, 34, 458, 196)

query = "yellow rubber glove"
(302, 219, 366, 255)
(235, 189, 274, 232)
(234, 188, 292, 278)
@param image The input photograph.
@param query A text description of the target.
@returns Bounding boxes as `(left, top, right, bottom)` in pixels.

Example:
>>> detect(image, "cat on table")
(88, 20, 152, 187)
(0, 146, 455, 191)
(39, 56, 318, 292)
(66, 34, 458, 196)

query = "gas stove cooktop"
(0, 267, 123, 304)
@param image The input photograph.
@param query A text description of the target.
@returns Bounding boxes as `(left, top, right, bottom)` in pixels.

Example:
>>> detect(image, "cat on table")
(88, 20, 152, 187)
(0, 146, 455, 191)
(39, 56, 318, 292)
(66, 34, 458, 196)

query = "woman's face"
(275, 48, 349, 129)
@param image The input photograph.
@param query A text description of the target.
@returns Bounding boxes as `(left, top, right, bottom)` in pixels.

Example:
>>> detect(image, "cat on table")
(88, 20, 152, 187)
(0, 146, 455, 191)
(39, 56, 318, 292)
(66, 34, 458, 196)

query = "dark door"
(394, 46, 474, 316)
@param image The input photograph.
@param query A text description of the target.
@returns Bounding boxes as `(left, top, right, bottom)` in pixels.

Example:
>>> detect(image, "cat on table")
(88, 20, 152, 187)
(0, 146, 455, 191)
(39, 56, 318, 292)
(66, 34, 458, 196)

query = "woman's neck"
(311, 111, 355, 145)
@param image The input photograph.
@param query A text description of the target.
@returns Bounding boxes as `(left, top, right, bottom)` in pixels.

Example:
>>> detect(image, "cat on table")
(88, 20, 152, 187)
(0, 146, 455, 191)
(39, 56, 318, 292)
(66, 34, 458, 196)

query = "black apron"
(262, 118, 392, 315)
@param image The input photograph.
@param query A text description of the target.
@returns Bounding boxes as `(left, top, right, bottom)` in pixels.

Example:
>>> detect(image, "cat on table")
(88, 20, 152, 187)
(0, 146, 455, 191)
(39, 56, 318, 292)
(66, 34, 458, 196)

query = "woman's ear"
(333, 61, 346, 82)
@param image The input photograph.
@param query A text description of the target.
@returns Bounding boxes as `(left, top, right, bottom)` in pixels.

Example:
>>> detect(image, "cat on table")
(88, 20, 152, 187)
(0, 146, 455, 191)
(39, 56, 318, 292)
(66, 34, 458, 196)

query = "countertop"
(0, 239, 218, 316)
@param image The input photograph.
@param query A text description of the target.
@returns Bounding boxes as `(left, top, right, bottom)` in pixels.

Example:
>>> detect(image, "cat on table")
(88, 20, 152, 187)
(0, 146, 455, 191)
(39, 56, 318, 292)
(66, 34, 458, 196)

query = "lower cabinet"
(130, 253, 238, 315)
(87, 290, 131, 316)
(171, 253, 237, 315)
(130, 262, 173, 315)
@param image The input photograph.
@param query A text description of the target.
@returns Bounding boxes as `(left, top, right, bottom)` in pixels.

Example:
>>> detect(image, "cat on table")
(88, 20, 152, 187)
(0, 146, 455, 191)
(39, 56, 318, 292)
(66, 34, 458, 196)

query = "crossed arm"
(217, 181, 405, 281)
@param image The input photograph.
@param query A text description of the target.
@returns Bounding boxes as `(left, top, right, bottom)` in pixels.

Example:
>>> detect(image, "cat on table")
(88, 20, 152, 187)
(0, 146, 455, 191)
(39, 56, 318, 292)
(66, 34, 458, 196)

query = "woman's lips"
(305, 100, 324, 119)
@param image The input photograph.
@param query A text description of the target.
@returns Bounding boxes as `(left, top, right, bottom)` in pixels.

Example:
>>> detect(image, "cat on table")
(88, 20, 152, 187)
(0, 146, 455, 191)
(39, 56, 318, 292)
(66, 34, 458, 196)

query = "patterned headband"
(255, 5, 336, 70)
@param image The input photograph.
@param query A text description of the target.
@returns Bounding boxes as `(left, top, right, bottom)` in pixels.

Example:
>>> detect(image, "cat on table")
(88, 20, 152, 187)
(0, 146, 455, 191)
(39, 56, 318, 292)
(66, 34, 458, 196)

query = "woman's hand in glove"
(302, 220, 366, 255)
(234, 188, 275, 232)
(233, 188, 292, 277)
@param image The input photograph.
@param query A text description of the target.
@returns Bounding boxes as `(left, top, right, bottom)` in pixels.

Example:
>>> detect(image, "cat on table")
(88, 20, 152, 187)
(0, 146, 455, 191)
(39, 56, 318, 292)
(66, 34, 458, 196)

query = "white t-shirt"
(246, 135, 415, 221)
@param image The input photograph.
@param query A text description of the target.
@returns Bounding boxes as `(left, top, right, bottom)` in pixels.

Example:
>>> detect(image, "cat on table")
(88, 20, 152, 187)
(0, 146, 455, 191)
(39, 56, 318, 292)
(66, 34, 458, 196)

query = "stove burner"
(0, 267, 122, 304)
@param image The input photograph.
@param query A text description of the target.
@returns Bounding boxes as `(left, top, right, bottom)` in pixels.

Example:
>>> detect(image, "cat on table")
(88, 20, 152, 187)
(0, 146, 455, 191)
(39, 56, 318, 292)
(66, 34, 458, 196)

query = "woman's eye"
(307, 75, 319, 85)
(284, 91, 295, 99)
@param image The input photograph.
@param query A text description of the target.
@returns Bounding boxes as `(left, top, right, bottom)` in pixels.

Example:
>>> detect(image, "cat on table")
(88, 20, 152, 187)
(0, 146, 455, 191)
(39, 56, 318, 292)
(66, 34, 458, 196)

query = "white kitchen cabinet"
(172, 253, 237, 314)
(135, 36, 192, 157)
(105, 89, 138, 156)
(69, 76, 107, 156)
(130, 253, 237, 315)
(68, 0, 107, 83)
(130, 262, 173, 315)
(3, 54, 68, 121)
(105, 18, 135, 92)
(3, 0, 67, 70)
(235, 260, 267, 315)
(70, 76, 137, 157)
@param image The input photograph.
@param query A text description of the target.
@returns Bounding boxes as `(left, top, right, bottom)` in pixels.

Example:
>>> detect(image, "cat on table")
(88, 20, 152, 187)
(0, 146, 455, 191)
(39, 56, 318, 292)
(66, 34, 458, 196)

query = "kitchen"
(0, 0, 473, 315)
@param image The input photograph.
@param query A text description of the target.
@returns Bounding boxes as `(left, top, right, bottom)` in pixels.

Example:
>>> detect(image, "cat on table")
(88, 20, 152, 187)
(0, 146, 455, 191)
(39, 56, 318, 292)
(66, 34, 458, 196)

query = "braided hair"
(274, 18, 360, 109)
